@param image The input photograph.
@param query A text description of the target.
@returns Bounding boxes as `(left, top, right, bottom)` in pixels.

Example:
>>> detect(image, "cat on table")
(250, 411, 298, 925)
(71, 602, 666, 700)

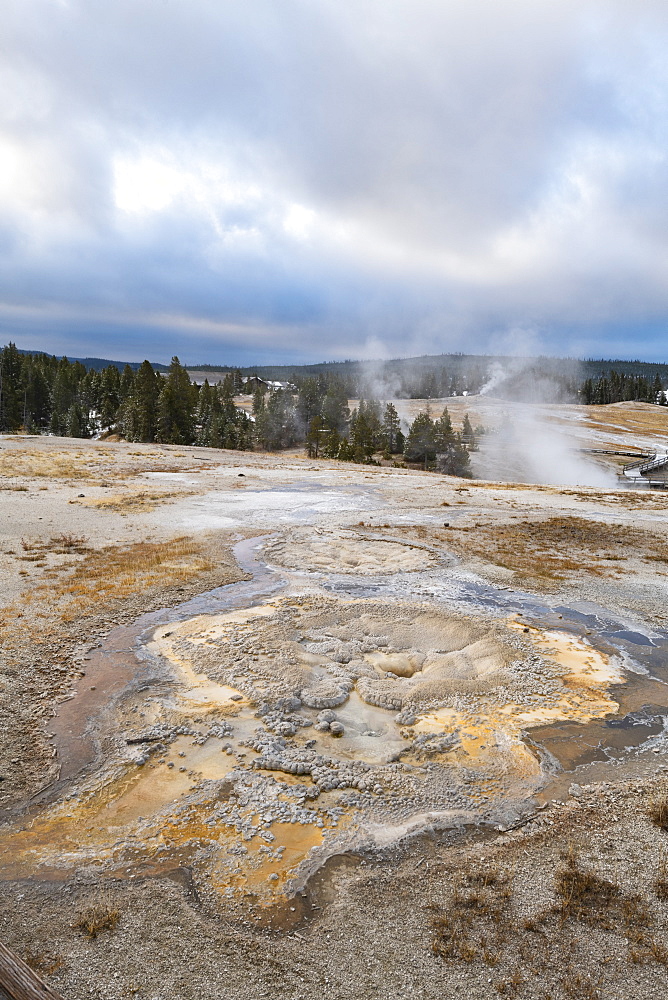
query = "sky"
(2, 0, 668, 366)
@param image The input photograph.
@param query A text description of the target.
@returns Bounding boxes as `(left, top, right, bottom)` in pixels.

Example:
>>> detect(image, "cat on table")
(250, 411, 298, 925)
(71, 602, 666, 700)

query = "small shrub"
(648, 793, 668, 830)
(73, 905, 120, 939)
(654, 861, 668, 899)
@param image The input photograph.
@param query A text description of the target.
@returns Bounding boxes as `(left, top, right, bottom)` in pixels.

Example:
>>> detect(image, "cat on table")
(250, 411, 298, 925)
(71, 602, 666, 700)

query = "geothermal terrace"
(2, 399, 668, 999)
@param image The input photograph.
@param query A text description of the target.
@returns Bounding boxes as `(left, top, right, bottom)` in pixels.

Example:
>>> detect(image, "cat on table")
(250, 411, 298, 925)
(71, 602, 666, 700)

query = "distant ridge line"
(5, 345, 668, 382)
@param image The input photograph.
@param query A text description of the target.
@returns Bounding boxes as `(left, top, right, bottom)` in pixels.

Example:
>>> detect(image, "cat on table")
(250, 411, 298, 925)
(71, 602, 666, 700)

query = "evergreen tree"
(436, 436, 471, 477)
(296, 377, 321, 432)
(98, 365, 121, 429)
(119, 364, 135, 401)
(306, 414, 324, 457)
(321, 382, 350, 435)
(255, 389, 297, 450)
(252, 384, 266, 415)
(50, 358, 79, 435)
(195, 380, 214, 446)
(461, 413, 476, 450)
(156, 357, 196, 444)
(133, 360, 161, 441)
(0, 343, 23, 431)
(433, 407, 454, 452)
(404, 411, 436, 468)
(381, 402, 401, 454)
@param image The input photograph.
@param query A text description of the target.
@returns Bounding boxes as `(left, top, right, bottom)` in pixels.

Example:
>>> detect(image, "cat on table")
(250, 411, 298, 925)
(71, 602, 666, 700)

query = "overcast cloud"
(2, 0, 668, 364)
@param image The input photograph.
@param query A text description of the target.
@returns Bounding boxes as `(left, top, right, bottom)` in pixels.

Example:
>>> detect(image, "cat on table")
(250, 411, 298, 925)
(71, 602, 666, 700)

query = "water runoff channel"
(2, 480, 668, 911)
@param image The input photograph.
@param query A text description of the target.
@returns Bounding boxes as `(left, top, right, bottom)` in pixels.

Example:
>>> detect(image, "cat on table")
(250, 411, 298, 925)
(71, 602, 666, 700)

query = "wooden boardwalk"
(0, 942, 62, 1000)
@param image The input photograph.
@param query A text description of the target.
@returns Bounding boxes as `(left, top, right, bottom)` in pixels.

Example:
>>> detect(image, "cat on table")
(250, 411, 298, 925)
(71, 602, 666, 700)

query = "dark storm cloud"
(2, 0, 668, 363)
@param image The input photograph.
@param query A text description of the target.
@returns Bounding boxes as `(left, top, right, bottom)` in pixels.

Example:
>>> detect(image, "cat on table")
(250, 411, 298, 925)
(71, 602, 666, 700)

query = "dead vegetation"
(0, 449, 110, 481)
(23, 948, 65, 975)
(387, 516, 668, 589)
(654, 860, 668, 900)
(72, 904, 120, 939)
(35, 537, 214, 622)
(75, 489, 198, 513)
(430, 845, 668, 996)
(0, 537, 216, 643)
(648, 790, 668, 830)
(466, 479, 668, 506)
(20, 534, 90, 560)
(0, 445, 201, 483)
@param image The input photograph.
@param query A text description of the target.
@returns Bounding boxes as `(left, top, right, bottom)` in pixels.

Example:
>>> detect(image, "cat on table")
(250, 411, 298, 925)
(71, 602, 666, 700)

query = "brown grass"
(21, 534, 90, 556)
(73, 904, 120, 939)
(0, 449, 105, 480)
(42, 538, 214, 621)
(23, 948, 65, 975)
(648, 792, 668, 830)
(465, 479, 668, 507)
(0, 447, 202, 483)
(0, 537, 216, 641)
(430, 848, 668, 993)
(388, 516, 668, 588)
(654, 861, 668, 900)
(431, 867, 513, 966)
(77, 489, 198, 513)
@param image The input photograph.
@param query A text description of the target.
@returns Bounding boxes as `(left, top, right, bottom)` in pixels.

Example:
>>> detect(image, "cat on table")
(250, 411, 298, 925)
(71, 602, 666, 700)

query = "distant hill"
(14, 347, 170, 373)
(9, 347, 668, 388)
(187, 353, 668, 383)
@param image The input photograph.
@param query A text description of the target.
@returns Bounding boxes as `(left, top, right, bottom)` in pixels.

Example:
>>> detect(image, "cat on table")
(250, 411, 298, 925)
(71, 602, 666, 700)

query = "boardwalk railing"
(0, 942, 63, 1000)
(623, 453, 668, 477)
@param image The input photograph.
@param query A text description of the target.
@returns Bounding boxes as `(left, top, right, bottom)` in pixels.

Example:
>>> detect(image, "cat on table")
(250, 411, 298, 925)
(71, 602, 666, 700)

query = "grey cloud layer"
(1, 0, 668, 362)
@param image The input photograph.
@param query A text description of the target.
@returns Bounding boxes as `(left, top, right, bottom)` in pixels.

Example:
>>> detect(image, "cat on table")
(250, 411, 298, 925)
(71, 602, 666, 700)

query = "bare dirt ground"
(2, 404, 668, 1000)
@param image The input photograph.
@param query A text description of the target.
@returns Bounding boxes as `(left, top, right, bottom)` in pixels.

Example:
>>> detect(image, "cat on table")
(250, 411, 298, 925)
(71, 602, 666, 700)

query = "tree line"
(580, 370, 666, 405)
(0, 344, 474, 475)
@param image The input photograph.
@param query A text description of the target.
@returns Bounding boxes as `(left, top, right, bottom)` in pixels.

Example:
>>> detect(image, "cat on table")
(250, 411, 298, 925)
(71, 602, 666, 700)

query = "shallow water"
(42, 520, 668, 806)
(5, 487, 668, 902)
(44, 535, 284, 789)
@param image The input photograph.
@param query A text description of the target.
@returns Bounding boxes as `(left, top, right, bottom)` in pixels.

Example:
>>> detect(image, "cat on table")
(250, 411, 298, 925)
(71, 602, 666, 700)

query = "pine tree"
(306, 414, 324, 457)
(255, 389, 297, 450)
(382, 402, 401, 454)
(297, 378, 321, 432)
(252, 384, 266, 414)
(321, 382, 350, 435)
(404, 412, 436, 468)
(134, 361, 161, 441)
(461, 413, 475, 448)
(156, 357, 195, 444)
(433, 407, 454, 453)
(436, 435, 471, 477)
(196, 380, 214, 446)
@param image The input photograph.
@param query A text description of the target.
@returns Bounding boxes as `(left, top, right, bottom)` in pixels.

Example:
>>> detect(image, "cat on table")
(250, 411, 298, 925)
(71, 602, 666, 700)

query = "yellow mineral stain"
(0, 736, 239, 877)
(506, 620, 622, 687)
(413, 708, 539, 774)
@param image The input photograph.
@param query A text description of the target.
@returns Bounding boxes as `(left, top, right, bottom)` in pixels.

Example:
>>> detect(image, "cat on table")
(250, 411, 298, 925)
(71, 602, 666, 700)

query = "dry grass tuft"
(430, 849, 668, 993)
(21, 534, 90, 558)
(0, 450, 98, 480)
(648, 792, 668, 830)
(23, 949, 65, 975)
(0, 536, 216, 647)
(78, 489, 197, 513)
(654, 861, 668, 899)
(73, 904, 120, 939)
(431, 867, 514, 967)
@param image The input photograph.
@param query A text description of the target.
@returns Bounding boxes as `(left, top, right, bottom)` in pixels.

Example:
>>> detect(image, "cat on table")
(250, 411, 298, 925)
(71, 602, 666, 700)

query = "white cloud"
(3, 0, 668, 362)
